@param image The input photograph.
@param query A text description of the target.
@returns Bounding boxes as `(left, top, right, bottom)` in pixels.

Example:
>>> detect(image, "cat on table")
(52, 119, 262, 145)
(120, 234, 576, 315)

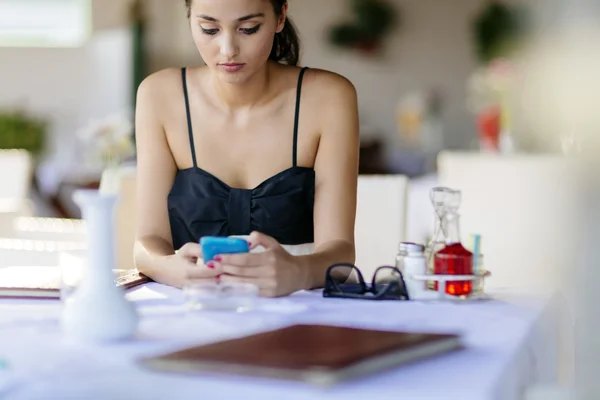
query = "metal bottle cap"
(405, 243, 425, 255)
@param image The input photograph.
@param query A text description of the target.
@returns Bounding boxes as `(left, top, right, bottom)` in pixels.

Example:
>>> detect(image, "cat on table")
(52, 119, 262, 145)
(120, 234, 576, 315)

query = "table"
(0, 284, 559, 400)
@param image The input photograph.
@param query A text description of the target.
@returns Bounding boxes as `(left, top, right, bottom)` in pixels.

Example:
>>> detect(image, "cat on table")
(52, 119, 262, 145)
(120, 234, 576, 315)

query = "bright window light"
(0, 0, 91, 48)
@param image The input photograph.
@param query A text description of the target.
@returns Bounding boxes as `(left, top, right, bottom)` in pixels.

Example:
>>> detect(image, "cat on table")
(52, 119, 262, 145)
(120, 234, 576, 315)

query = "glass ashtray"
(183, 281, 259, 312)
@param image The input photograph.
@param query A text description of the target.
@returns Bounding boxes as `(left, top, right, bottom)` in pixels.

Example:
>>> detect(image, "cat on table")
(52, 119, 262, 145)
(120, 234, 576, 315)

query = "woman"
(133, 0, 359, 297)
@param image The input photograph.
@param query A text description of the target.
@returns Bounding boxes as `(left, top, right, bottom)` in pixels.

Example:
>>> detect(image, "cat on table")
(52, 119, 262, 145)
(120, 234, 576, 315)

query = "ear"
(275, 3, 287, 33)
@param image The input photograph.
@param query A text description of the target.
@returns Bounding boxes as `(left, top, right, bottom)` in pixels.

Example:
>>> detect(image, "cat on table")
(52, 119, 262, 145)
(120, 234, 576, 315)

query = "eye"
(240, 24, 261, 35)
(200, 27, 219, 35)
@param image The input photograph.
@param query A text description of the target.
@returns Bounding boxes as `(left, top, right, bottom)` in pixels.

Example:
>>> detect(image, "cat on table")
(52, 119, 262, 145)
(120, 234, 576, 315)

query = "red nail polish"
(206, 261, 215, 269)
(214, 255, 222, 262)
(247, 242, 252, 247)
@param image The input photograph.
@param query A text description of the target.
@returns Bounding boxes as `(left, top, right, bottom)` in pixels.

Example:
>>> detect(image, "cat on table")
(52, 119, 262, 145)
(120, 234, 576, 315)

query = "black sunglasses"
(323, 263, 410, 301)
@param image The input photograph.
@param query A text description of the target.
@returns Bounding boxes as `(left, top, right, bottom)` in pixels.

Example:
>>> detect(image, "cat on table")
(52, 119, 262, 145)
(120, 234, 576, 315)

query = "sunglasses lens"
(327, 264, 358, 286)
(373, 266, 405, 295)
(373, 266, 399, 284)
(325, 264, 370, 296)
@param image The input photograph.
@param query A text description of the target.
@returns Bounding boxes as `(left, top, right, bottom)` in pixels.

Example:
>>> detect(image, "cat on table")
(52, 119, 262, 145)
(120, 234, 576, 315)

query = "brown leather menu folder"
(141, 324, 462, 386)
(0, 266, 150, 299)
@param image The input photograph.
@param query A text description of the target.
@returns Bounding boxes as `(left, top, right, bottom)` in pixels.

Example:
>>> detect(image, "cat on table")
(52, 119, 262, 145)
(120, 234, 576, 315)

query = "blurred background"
(1, 0, 600, 397)
(0, 0, 534, 219)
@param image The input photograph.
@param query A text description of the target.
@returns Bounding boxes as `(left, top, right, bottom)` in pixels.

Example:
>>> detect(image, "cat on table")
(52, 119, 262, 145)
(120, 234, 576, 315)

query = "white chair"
(437, 151, 577, 293)
(405, 173, 439, 245)
(0, 151, 87, 267)
(354, 174, 409, 280)
(0, 149, 33, 205)
(0, 150, 35, 228)
(438, 151, 580, 385)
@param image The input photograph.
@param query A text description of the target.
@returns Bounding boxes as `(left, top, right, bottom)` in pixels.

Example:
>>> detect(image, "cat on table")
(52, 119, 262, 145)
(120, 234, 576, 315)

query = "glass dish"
(183, 281, 259, 312)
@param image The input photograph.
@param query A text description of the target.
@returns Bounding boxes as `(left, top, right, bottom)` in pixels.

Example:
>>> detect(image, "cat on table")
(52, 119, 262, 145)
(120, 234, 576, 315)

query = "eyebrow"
(196, 13, 265, 22)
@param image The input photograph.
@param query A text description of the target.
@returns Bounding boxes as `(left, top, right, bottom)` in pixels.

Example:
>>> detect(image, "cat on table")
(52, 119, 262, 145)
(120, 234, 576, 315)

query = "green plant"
(472, 1, 530, 63)
(0, 110, 47, 155)
(328, 0, 399, 54)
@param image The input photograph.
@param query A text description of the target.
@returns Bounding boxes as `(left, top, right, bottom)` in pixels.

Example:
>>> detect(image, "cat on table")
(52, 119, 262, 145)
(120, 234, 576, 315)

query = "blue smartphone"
(200, 236, 249, 261)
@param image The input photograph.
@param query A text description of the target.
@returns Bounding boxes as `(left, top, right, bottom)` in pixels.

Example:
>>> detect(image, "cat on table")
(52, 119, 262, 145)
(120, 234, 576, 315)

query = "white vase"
(61, 189, 138, 342)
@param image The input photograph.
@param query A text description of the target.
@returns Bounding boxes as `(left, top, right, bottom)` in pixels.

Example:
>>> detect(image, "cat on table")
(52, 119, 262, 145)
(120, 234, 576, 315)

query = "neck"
(210, 62, 274, 112)
(443, 212, 461, 244)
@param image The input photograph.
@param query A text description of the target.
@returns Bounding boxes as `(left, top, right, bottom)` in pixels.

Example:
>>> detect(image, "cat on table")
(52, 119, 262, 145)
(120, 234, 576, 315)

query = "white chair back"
(0, 150, 34, 218)
(437, 151, 577, 292)
(405, 173, 439, 244)
(0, 149, 32, 200)
(354, 175, 409, 280)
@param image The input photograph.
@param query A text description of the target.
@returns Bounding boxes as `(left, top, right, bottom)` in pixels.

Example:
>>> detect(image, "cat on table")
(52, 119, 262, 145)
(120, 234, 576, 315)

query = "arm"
(132, 74, 198, 287)
(297, 72, 360, 289)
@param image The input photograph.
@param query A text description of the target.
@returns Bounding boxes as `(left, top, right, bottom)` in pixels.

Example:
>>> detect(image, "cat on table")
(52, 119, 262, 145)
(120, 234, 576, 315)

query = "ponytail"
(269, 1, 301, 66)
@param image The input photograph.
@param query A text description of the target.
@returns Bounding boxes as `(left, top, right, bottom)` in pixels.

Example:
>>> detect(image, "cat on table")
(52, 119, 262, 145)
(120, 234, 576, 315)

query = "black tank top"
(167, 67, 315, 249)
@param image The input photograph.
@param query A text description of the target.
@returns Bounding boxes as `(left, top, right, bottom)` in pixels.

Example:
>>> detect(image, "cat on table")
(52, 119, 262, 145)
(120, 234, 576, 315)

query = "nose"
(219, 32, 239, 59)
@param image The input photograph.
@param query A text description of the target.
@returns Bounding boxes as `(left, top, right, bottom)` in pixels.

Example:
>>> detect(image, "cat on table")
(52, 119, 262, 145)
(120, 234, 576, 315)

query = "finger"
(218, 252, 268, 267)
(219, 274, 273, 291)
(178, 242, 202, 259)
(222, 264, 271, 278)
(219, 275, 279, 298)
(186, 261, 222, 279)
(184, 277, 220, 286)
(248, 231, 280, 251)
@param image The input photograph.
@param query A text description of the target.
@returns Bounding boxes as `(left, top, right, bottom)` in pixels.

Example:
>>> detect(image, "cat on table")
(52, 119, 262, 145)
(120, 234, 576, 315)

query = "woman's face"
(189, 0, 286, 84)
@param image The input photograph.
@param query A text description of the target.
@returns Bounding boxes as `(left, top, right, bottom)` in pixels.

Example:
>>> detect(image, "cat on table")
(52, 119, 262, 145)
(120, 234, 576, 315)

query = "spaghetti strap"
(292, 67, 309, 168)
(181, 67, 198, 169)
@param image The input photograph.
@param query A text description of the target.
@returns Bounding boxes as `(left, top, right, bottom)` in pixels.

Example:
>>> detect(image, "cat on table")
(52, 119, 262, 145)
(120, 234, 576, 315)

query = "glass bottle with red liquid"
(425, 187, 461, 290)
(433, 208, 473, 297)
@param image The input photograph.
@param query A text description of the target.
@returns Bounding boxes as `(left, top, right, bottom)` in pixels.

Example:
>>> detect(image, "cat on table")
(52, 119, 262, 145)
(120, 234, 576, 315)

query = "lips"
(218, 63, 245, 72)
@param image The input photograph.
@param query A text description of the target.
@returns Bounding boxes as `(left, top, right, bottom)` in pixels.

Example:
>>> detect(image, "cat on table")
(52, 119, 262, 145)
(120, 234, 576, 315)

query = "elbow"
(318, 238, 355, 264)
(132, 239, 160, 279)
(133, 241, 149, 275)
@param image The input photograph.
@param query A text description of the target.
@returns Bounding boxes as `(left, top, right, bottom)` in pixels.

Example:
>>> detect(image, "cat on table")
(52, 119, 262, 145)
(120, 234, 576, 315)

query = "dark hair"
(184, 0, 300, 66)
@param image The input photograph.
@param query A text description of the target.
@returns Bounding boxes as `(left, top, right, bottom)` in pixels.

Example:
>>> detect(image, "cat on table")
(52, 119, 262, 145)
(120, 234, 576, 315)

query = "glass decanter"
(424, 187, 461, 289)
(433, 208, 473, 297)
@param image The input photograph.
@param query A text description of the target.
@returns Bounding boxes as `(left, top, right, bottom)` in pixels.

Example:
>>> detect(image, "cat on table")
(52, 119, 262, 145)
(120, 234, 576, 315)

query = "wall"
(0, 0, 526, 191)
(291, 0, 483, 150)
(0, 0, 135, 194)
(144, 0, 499, 152)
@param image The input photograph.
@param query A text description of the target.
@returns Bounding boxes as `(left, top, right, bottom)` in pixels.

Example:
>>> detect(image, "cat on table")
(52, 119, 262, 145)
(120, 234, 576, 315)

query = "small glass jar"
(396, 242, 420, 273)
(183, 281, 259, 312)
(395, 242, 408, 272)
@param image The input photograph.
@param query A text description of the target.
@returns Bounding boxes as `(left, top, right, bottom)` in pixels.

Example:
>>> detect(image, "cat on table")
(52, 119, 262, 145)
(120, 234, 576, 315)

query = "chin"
(215, 68, 255, 84)
(217, 72, 248, 84)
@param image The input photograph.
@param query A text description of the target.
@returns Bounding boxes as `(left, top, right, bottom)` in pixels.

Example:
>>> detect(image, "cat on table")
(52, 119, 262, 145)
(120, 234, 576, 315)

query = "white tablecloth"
(0, 284, 558, 400)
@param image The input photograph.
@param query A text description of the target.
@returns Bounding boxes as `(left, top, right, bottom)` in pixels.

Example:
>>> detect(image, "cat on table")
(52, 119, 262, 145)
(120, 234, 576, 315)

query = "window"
(0, 0, 91, 47)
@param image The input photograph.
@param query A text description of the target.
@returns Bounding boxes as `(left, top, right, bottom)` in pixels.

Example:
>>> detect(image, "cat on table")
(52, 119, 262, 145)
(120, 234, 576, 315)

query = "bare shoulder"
(299, 68, 358, 139)
(135, 68, 187, 142)
(303, 68, 357, 102)
(136, 67, 184, 102)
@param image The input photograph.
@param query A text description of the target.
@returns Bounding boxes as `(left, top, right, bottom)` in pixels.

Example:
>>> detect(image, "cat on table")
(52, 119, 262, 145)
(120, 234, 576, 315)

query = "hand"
(163, 242, 222, 288)
(215, 232, 308, 297)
